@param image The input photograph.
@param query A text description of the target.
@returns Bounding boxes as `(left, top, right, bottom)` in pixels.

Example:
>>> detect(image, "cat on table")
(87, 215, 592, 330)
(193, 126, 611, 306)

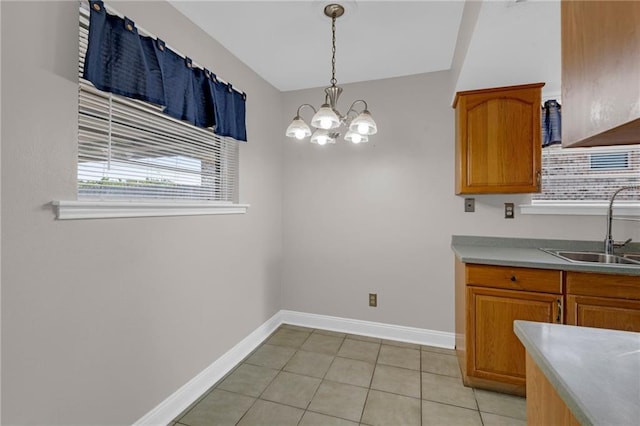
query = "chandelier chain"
(330, 13, 337, 87)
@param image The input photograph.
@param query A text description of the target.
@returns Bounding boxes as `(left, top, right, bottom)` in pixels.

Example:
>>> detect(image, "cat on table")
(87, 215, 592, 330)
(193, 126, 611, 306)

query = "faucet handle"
(614, 238, 633, 248)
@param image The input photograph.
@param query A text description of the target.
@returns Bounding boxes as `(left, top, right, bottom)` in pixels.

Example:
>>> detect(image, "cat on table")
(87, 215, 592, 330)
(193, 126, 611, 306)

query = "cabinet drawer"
(467, 264, 562, 293)
(566, 272, 640, 300)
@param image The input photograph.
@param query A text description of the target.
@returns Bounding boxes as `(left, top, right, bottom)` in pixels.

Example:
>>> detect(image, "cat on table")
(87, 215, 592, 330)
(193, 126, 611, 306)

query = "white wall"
(281, 71, 640, 335)
(1, 1, 282, 424)
(456, 0, 562, 97)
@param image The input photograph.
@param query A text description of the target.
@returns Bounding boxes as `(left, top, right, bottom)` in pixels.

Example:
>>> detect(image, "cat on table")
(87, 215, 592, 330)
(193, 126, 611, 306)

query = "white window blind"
(77, 4, 238, 203)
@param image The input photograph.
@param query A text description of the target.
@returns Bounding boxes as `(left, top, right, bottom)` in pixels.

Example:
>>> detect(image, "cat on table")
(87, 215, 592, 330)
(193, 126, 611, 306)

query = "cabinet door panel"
(467, 287, 561, 385)
(566, 295, 640, 332)
(467, 99, 535, 187)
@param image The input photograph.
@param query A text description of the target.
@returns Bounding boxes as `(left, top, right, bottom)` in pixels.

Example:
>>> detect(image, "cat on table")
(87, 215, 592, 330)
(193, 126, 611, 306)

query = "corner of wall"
(449, 0, 483, 96)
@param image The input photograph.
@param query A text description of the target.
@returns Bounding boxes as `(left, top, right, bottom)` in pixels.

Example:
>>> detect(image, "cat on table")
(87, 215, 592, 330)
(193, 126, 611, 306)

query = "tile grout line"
(296, 329, 345, 425)
(358, 338, 382, 424)
(234, 326, 312, 425)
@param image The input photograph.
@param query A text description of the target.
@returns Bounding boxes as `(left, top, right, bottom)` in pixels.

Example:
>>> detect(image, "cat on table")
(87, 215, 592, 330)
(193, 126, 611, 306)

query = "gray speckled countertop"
(514, 320, 640, 426)
(452, 235, 640, 276)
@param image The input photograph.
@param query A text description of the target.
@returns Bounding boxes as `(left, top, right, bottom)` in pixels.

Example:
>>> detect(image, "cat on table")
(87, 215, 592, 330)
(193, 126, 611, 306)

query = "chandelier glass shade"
(285, 3, 377, 145)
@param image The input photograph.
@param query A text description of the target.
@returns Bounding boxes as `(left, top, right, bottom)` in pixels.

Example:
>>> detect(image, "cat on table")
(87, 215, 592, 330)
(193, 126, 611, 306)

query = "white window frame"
(53, 2, 248, 220)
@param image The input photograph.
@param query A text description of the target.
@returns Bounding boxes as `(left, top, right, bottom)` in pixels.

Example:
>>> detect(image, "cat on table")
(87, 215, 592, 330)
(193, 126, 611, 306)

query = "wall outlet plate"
(464, 198, 475, 212)
(369, 293, 377, 307)
(505, 202, 515, 219)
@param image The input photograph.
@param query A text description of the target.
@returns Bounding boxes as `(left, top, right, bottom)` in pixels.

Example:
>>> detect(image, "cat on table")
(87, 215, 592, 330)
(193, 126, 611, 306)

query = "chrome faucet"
(604, 185, 640, 255)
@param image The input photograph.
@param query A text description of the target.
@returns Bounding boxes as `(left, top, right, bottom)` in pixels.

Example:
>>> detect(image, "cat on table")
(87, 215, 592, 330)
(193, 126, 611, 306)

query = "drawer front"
(566, 271, 640, 300)
(466, 264, 562, 293)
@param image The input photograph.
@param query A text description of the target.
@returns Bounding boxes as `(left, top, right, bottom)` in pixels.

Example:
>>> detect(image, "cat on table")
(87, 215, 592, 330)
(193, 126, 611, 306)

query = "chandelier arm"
(296, 103, 318, 118)
(346, 99, 369, 115)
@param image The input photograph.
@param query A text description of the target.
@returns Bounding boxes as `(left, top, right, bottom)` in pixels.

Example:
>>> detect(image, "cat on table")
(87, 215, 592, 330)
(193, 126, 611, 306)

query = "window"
(532, 144, 640, 202)
(77, 4, 238, 204)
(590, 152, 629, 170)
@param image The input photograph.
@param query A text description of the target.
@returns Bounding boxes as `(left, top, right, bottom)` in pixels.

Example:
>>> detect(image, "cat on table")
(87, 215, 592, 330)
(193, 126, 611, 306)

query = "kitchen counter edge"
(451, 235, 640, 276)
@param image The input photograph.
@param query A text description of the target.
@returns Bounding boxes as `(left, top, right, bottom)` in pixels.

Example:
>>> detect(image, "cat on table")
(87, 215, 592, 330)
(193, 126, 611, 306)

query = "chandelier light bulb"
(349, 110, 378, 135)
(345, 130, 368, 144)
(286, 117, 312, 139)
(311, 129, 334, 145)
(311, 104, 340, 130)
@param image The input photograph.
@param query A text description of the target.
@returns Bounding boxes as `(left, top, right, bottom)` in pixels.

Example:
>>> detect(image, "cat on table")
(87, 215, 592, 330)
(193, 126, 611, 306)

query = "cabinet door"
(566, 295, 640, 332)
(467, 286, 562, 386)
(561, 0, 640, 147)
(455, 83, 543, 194)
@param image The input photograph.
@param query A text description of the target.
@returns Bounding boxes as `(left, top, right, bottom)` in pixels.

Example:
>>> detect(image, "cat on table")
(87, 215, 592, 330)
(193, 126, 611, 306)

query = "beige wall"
(1, 1, 282, 424)
(281, 71, 640, 333)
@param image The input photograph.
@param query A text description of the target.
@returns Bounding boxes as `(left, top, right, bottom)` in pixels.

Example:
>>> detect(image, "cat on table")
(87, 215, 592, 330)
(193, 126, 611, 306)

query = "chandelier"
(285, 3, 377, 145)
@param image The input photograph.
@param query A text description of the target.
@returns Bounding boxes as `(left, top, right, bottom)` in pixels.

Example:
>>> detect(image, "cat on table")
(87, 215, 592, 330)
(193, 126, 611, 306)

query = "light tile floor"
(171, 325, 526, 426)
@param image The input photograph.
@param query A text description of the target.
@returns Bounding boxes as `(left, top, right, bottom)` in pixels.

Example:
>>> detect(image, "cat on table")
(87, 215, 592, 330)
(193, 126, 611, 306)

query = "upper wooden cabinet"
(561, 1, 640, 147)
(453, 83, 544, 194)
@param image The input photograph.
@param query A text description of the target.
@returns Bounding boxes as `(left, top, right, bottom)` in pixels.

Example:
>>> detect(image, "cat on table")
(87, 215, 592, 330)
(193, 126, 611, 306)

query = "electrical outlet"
(504, 202, 515, 219)
(369, 293, 377, 307)
(464, 198, 475, 212)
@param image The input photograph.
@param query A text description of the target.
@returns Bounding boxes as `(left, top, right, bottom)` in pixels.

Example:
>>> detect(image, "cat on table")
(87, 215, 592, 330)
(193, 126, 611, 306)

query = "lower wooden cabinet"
(468, 287, 562, 388)
(455, 261, 563, 396)
(566, 271, 640, 332)
(456, 261, 640, 396)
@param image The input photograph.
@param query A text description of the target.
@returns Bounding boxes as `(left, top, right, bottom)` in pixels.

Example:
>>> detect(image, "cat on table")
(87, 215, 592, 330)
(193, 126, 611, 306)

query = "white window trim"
(520, 200, 640, 217)
(52, 200, 249, 220)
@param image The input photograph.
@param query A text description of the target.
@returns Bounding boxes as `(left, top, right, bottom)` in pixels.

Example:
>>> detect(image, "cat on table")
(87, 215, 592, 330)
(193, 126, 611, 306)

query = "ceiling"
(168, 0, 560, 95)
(168, 0, 466, 91)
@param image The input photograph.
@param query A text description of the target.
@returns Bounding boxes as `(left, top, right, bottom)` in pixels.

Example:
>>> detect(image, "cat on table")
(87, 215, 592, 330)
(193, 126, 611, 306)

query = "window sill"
(52, 200, 249, 220)
(520, 201, 640, 217)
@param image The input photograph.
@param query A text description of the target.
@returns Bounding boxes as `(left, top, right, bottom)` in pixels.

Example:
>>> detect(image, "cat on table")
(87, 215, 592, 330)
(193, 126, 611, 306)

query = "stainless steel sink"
(622, 253, 640, 262)
(541, 249, 640, 265)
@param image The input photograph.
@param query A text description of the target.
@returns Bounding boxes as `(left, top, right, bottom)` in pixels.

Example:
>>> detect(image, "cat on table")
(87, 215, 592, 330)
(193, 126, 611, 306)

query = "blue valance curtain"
(83, 0, 247, 141)
(542, 99, 561, 147)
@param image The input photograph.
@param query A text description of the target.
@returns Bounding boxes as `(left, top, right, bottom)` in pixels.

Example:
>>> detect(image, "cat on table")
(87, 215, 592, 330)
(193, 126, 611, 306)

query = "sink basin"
(622, 253, 640, 262)
(541, 249, 640, 265)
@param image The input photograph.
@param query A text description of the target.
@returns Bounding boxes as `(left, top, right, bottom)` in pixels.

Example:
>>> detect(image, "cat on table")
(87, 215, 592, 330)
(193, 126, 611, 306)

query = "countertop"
(451, 235, 640, 276)
(514, 320, 640, 426)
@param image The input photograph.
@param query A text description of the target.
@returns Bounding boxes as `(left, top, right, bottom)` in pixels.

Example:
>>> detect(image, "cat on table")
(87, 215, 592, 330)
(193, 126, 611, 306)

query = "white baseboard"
(133, 311, 284, 426)
(279, 310, 454, 349)
(134, 310, 454, 426)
